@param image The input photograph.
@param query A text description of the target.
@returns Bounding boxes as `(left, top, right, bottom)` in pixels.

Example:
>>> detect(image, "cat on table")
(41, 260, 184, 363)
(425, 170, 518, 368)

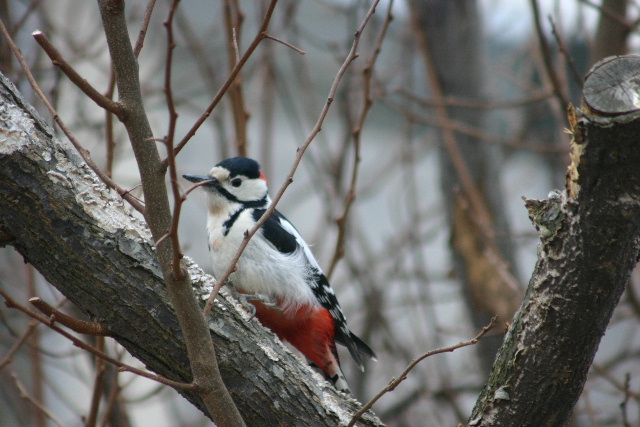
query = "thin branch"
(232, 28, 240, 64)
(85, 336, 106, 427)
(223, 0, 249, 157)
(163, 0, 185, 281)
(621, 373, 632, 427)
(263, 33, 306, 55)
(105, 0, 157, 177)
(395, 87, 554, 110)
(348, 317, 497, 427)
(97, 1, 247, 424)
(171, 0, 279, 160)
(548, 16, 583, 88)
(99, 357, 127, 427)
(25, 265, 45, 427)
(0, 289, 196, 391)
(104, 68, 117, 178)
(578, 0, 634, 30)
(327, 0, 393, 279)
(389, 98, 566, 153)
(529, 0, 570, 113)
(32, 31, 124, 118)
(133, 0, 157, 56)
(592, 364, 640, 399)
(29, 297, 109, 336)
(0, 320, 39, 370)
(11, 370, 69, 427)
(0, 18, 145, 214)
(203, 0, 382, 318)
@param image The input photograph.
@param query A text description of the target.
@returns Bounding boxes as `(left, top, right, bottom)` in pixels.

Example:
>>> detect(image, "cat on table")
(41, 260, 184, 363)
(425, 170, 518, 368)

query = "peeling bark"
(0, 73, 382, 426)
(468, 55, 640, 427)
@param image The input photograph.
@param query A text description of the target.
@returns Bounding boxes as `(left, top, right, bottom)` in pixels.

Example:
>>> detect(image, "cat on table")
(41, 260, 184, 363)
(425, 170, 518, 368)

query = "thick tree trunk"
(0, 73, 382, 427)
(469, 55, 640, 426)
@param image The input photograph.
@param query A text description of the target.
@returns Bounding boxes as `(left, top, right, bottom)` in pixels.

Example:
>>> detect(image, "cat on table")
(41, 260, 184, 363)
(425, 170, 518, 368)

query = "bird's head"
(183, 157, 269, 207)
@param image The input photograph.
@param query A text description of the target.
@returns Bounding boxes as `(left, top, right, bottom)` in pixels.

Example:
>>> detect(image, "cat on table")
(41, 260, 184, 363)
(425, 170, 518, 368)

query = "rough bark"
(468, 55, 640, 426)
(0, 73, 382, 426)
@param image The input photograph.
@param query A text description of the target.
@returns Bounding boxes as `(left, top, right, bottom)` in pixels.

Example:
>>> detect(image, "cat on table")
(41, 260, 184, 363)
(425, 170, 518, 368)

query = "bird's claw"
(225, 280, 278, 321)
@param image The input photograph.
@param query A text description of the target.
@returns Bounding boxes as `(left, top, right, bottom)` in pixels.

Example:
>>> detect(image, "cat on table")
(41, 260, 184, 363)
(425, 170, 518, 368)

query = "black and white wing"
(253, 208, 376, 368)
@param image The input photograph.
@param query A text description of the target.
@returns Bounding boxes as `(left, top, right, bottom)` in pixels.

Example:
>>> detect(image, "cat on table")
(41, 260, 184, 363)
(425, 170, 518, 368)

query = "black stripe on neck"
(223, 208, 243, 236)
(221, 196, 268, 236)
(217, 185, 267, 209)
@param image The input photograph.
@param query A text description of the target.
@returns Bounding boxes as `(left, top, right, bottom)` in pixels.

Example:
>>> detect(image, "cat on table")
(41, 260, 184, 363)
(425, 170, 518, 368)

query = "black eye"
(231, 178, 242, 187)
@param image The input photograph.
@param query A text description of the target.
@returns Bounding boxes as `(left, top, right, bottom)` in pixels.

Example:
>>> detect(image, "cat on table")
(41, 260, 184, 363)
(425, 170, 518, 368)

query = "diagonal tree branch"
(0, 70, 383, 427)
(32, 30, 124, 118)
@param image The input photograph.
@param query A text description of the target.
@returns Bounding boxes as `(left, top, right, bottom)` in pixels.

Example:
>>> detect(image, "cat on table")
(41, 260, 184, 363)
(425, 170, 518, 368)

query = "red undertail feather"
(251, 300, 342, 378)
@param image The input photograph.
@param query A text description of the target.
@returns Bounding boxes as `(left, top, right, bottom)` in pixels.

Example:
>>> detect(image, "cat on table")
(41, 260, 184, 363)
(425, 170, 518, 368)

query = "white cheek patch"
(235, 179, 268, 202)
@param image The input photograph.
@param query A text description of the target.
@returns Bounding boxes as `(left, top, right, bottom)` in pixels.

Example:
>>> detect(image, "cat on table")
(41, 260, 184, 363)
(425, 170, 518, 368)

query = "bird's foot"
(225, 280, 279, 321)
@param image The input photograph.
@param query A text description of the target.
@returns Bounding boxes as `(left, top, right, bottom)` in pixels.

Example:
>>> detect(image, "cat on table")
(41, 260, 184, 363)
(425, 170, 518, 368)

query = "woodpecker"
(184, 157, 376, 393)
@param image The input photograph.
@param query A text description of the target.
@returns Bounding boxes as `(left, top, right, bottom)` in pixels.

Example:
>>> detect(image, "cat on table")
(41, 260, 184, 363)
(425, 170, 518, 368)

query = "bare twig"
(203, 0, 382, 318)
(263, 33, 306, 55)
(133, 0, 158, 56)
(548, 17, 583, 88)
(85, 336, 106, 427)
(1, 289, 196, 391)
(105, 0, 157, 177)
(578, 0, 634, 30)
(348, 317, 497, 427)
(621, 373, 632, 427)
(99, 354, 128, 427)
(171, 0, 279, 160)
(163, 0, 185, 281)
(412, 11, 523, 297)
(592, 364, 640, 399)
(223, 0, 249, 157)
(29, 297, 109, 336)
(25, 265, 45, 427)
(327, 0, 393, 279)
(390, 99, 566, 153)
(104, 68, 117, 178)
(0, 320, 39, 370)
(529, 0, 570, 113)
(395, 87, 554, 110)
(11, 370, 69, 427)
(32, 31, 124, 118)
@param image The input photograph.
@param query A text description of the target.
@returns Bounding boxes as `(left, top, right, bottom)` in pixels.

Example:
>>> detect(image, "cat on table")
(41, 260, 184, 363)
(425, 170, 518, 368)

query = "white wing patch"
(277, 216, 323, 272)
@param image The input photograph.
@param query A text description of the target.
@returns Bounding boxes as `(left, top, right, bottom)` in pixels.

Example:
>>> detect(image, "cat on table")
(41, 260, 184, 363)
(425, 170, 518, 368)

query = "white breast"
(207, 209, 318, 313)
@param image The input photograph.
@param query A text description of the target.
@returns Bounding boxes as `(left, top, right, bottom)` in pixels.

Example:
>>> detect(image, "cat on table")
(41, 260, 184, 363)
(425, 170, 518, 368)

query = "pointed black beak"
(183, 174, 218, 187)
